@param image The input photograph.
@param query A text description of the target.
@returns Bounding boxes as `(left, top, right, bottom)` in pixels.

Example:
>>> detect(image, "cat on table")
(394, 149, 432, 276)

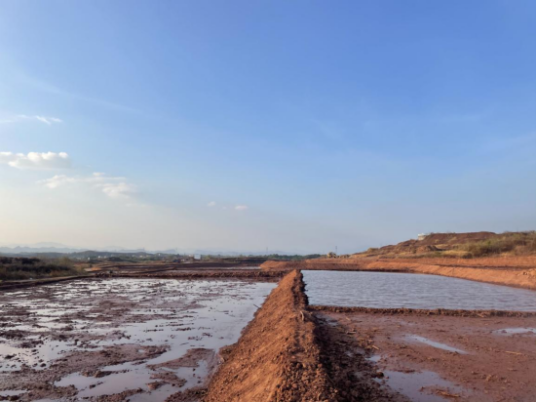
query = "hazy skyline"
(1, 1, 535, 254)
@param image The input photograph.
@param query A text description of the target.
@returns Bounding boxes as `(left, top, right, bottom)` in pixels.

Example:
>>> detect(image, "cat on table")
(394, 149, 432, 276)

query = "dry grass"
(379, 256, 536, 269)
(0, 256, 84, 281)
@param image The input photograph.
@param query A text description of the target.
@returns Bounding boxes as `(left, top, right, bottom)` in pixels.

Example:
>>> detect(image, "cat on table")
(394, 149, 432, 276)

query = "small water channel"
(303, 270, 536, 311)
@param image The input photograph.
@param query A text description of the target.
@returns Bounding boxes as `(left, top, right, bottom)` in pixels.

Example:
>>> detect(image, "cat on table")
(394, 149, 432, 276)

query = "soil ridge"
(202, 270, 339, 402)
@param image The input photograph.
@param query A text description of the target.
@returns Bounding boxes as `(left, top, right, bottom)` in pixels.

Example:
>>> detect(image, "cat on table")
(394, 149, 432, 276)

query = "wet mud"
(115, 269, 283, 281)
(0, 278, 275, 401)
(319, 311, 536, 401)
(2, 268, 535, 402)
(309, 305, 536, 317)
(203, 270, 411, 402)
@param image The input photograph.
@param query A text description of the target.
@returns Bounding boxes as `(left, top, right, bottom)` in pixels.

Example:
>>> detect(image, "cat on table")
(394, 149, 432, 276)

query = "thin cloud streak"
(17, 71, 141, 114)
(0, 114, 63, 125)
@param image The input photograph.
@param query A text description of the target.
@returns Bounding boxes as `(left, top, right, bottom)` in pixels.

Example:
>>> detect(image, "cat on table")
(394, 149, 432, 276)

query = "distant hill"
(0, 245, 81, 254)
(0, 244, 290, 259)
(355, 231, 536, 258)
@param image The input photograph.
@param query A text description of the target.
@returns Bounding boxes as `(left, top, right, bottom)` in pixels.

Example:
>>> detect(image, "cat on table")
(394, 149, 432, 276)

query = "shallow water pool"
(0, 278, 276, 400)
(303, 270, 536, 311)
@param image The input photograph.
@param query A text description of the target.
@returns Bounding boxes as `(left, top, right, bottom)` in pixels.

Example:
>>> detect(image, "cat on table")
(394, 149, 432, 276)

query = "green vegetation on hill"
(0, 256, 84, 281)
(459, 232, 536, 257)
(355, 231, 536, 259)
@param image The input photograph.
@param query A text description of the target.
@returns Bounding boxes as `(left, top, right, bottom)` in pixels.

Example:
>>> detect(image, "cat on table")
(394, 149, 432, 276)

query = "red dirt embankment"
(203, 270, 339, 402)
(261, 259, 536, 290)
(309, 305, 536, 317)
(93, 259, 266, 272)
(116, 269, 284, 280)
(0, 275, 88, 291)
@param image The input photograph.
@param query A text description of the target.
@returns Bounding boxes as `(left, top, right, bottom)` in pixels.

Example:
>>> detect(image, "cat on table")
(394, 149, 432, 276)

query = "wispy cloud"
(17, 72, 141, 114)
(0, 114, 63, 125)
(235, 205, 249, 211)
(40, 172, 135, 199)
(207, 201, 217, 207)
(0, 152, 71, 169)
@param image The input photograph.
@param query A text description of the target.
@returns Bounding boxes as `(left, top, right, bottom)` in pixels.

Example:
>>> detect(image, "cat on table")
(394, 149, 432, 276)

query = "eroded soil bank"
(202, 270, 411, 402)
(0, 277, 275, 401)
(202, 270, 339, 402)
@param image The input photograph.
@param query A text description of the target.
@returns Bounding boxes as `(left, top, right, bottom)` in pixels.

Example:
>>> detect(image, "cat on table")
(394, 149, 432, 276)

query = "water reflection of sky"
(0, 278, 276, 399)
(303, 270, 536, 311)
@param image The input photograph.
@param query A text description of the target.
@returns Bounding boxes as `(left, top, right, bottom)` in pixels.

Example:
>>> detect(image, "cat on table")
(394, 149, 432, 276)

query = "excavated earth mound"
(201, 270, 339, 402)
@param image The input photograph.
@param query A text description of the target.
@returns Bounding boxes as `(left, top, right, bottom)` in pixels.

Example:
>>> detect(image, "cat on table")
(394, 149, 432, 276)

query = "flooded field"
(304, 270, 536, 311)
(0, 278, 275, 401)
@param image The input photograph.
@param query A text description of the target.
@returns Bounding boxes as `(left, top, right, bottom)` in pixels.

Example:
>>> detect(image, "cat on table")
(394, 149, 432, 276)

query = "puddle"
(0, 278, 276, 400)
(376, 369, 464, 401)
(303, 270, 536, 311)
(405, 335, 467, 354)
(0, 390, 26, 398)
(493, 327, 536, 335)
(366, 354, 381, 363)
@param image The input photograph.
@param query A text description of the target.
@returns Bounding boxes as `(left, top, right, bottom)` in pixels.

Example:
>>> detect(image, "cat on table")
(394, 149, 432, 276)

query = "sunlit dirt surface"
(318, 311, 536, 402)
(0, 278, 275, 401)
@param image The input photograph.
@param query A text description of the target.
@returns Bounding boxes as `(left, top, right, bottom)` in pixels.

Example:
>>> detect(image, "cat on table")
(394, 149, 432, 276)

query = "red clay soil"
(320, 311, 536, 401)
(200, 270, 407, 402)
(309, 305, 536, 317)
(202, 270, 340, 402)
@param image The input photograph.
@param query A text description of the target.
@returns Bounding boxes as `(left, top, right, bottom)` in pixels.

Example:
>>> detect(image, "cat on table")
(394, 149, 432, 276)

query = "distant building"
(417, 233, 428, 241)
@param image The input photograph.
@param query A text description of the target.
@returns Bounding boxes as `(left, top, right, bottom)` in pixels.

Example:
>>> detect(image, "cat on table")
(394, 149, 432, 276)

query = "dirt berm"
(202, 270, 339, 402)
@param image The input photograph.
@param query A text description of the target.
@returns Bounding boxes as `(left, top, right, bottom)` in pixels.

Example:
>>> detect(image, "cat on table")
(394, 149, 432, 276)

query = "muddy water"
(373, 366, 465, 402)
(303, 270, 536, 311)
(0, 278, 275, 401)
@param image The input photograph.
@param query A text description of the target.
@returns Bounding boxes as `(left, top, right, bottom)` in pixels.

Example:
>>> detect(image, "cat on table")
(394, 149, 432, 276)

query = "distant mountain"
(0, 243, 290, 257)
(0, 245, 82, 254)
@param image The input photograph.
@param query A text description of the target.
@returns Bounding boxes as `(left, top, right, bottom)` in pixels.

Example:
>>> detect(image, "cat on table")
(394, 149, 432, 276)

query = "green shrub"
(0, 256, 82, 281)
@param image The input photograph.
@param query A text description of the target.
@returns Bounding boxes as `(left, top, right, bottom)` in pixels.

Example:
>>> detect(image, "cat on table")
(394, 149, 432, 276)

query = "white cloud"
(235, 205, 249, 211)
(0, 152, 71, 169)
(40, 172, 135, 199)
(32, 115, 63, 125)
(40, 175, 77, 189)
(0, 115, 63, 125)
(207, 201, 216, 207)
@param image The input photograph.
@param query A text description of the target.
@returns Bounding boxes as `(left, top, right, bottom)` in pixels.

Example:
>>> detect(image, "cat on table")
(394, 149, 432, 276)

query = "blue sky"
(1, 0, 535, 253)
